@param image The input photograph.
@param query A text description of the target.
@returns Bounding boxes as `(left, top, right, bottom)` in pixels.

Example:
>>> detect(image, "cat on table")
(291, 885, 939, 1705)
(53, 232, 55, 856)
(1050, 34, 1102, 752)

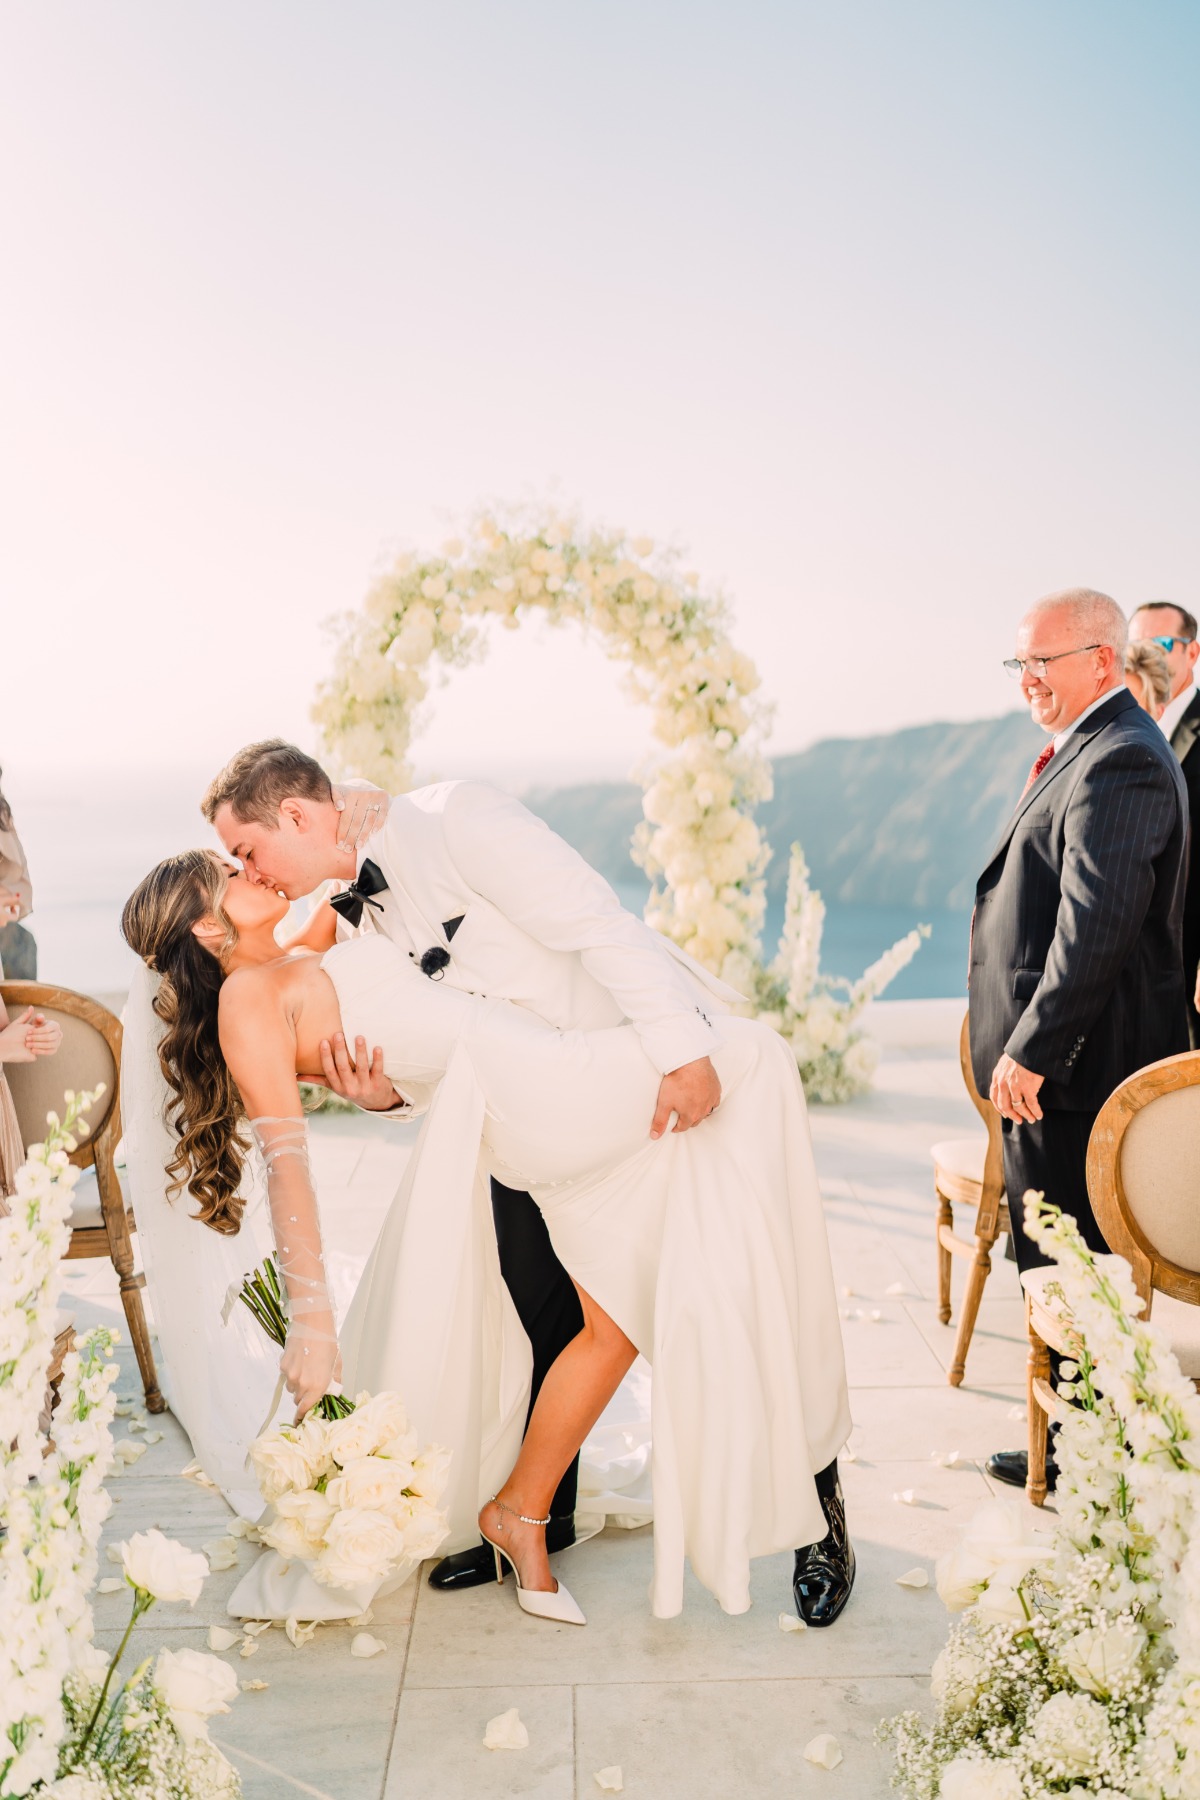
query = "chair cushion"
(67, 1165, 130, 1233)
(1020, 1258, 1200, 1379)
(931, 1137, 988, 1183)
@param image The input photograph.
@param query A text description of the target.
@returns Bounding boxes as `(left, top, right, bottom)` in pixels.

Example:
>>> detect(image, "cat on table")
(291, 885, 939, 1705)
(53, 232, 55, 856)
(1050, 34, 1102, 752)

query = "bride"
(121, 847, 852, 1624)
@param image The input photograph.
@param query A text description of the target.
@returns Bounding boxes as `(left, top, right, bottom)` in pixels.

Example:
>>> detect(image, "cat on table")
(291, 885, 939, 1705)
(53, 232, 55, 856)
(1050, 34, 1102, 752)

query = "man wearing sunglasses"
(969, 588, 1189, 1495)
(1129, 603, 1200, 1045)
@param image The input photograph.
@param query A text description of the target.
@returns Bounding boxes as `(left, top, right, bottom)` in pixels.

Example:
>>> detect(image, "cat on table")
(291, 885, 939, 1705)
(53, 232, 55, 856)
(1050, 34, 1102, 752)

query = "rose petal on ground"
(484, 1707, 529, 1751)
(97, 1577, 125, 1594)
(885, 1281, 907, 1295)
(242, 1620, 273, 1636)
(114, 1440, 146, 1464)
(1007, 1405, 1027, 1421)
(594, 1768, 623, 1792)
(778, 1612, 807, 1633)
(207, 1626, 240, 1651)
(894, 1489, 916, 1505)
(204, 1537, 240, 1555)
(350, 1633, 387, 1658)
(105, 1544, 125, 1565)
(347, 1610, 375, 1628)
(840, 1286, 856, 1298)
(239, 1638, 259, 1659)
(142, 1430, 164, 1445)
(228, 1518, 256, 1538)
(869, 1309, 884, 1322)
(896, 1568, 929, 1589)
(207, 1548, 238, 1571)
(114, 1400, 135, 1416)
(804, 1733, 844, 1770)
(285, 1617, 318, 1648)
(127, 1418, 147, 1433)
(240, 1679, 269, 1691)
(843, 1447, 858, 1463)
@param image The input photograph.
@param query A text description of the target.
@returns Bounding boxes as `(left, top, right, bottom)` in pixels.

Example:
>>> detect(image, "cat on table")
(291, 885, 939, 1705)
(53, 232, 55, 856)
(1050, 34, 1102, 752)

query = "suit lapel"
(1171, 689, 1200, 765)
(980, 689, 1136, 877)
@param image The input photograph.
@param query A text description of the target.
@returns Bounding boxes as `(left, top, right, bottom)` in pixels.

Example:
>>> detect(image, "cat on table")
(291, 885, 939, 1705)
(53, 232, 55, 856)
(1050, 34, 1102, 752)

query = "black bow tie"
(329, 858, 388, 927)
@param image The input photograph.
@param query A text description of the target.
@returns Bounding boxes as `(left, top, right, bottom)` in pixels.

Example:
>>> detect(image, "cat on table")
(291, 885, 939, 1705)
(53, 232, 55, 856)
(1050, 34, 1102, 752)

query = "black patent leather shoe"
(427, 1516, 577, 1591)
(985, 1448, 1057, 1493)
(792, 1479, 855, 1627)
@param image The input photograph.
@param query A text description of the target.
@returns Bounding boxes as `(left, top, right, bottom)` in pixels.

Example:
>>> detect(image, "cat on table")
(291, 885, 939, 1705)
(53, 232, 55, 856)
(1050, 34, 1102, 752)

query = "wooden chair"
(2, 981, 164, 1413)
(1022, 1048, 1200, 1505)
(931, 1013, 1011, 1385)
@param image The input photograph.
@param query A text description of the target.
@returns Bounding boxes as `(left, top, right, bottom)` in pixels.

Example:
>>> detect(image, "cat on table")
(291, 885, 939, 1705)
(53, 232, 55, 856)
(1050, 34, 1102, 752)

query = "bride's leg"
(480, 1280, 636, 1593)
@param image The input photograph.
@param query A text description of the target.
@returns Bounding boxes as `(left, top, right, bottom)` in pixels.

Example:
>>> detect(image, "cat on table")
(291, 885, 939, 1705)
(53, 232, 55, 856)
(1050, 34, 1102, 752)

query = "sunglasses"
(1143, 635, 1196, 653)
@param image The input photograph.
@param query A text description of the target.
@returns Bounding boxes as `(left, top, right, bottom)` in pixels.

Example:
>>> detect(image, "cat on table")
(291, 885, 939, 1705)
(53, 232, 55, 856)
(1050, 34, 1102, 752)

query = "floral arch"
(313, 507, 924, 1100)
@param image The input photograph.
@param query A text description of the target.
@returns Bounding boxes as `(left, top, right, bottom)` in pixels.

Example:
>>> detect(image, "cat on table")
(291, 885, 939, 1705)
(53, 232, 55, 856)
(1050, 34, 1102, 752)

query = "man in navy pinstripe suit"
(968, 588, 1189, 1490)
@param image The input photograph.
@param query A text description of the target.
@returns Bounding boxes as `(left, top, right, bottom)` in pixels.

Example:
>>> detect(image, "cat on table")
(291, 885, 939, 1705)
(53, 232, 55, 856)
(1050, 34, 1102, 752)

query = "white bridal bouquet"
(883, 1194, 1200, 1799)
(239, 1258, 450, 1589)
(1, 1089, 242, 1799)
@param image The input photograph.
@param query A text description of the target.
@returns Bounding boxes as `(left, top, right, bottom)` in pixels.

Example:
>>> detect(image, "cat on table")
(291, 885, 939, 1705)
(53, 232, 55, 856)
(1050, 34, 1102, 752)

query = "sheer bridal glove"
(250, 1116, 342, 1420)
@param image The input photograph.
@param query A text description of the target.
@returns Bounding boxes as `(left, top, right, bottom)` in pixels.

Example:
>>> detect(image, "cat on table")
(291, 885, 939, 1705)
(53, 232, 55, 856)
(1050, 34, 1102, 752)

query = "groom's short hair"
(201, 739, 333, 826)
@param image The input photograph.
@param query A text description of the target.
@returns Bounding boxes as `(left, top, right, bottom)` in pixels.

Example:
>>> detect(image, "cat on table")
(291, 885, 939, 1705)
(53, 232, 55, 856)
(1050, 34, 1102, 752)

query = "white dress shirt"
(1158, 680, 1198, 743)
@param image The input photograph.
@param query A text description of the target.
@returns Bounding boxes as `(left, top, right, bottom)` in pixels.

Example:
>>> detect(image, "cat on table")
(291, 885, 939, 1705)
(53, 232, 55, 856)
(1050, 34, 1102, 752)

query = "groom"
(201, 739, 854, 1624)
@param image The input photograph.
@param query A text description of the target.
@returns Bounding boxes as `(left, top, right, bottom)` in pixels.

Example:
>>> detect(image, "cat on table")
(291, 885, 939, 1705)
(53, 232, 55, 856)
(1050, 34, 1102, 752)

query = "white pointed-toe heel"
(482, 1500, 587, 1627)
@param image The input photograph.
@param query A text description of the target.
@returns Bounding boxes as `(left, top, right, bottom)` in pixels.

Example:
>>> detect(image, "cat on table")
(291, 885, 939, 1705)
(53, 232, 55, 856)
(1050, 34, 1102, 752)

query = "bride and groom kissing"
(121, 738, 854, 1629)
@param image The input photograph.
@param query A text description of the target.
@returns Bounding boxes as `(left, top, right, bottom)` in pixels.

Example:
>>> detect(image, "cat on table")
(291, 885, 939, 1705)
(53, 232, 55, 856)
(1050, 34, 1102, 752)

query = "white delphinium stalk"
(0, 1090, 109, 1798)
(772, 844, 825, 1014)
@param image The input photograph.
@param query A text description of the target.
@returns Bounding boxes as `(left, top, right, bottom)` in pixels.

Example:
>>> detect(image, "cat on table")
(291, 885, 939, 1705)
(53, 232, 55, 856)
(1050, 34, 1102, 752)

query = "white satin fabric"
(329, 935, 850, 1618)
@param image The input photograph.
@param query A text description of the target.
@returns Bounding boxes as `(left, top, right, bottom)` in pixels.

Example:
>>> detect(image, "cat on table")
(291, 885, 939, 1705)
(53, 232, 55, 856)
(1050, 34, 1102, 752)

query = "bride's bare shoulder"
(218, 957, 315, 1028)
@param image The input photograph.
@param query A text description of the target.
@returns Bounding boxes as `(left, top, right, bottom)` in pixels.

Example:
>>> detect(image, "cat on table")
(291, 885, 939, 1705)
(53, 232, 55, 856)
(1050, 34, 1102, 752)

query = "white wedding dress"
(318, 933, 850, 1618)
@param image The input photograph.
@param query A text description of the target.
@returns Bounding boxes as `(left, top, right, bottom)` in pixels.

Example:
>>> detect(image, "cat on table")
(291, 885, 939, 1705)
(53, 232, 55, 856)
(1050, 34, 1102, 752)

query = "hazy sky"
(4, 0, 1199, 804)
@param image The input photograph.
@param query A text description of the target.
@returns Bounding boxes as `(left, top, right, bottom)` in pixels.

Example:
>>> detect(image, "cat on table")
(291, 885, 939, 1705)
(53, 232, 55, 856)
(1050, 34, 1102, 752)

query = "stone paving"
(65, 999, 1041, 1799)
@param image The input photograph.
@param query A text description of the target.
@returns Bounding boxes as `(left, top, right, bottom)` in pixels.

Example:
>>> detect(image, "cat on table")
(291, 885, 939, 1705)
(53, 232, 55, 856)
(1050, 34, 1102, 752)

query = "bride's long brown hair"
(121, 850, 249, 1234)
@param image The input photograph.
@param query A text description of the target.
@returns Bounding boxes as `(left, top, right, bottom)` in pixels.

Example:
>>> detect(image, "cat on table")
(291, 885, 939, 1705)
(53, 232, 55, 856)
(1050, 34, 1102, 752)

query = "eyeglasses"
(1002, 644, 1102, 680)
(1142, 635, 1195, 653)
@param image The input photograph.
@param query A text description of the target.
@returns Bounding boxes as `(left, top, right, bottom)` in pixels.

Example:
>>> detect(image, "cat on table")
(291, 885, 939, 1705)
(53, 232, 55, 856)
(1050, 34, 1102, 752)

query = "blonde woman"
(1125, 640, 1172, 720)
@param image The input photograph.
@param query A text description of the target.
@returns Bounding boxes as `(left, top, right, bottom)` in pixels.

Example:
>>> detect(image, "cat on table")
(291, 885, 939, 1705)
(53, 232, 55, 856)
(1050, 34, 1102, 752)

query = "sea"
(5, 776, 968, 1004)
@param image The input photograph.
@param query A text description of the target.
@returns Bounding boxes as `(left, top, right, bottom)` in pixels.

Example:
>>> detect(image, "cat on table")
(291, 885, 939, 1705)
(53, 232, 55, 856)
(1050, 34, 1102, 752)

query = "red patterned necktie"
(1022, 743, 1056, 797)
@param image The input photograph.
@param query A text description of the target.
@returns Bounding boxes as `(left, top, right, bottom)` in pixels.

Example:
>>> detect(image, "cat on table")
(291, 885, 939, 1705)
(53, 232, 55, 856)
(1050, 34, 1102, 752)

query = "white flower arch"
(313, 506, 924, 1100)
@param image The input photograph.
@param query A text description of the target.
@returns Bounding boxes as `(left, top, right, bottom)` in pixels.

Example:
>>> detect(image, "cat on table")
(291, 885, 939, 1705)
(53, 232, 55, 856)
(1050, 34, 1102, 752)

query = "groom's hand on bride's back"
(650, 1056, 722, 1139)
(305, 1033, 405, 1112)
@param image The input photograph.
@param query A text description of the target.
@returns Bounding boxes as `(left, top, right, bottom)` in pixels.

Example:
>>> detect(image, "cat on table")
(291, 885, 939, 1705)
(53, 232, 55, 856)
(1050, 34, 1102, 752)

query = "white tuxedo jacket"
(339, 781, 740, 1083)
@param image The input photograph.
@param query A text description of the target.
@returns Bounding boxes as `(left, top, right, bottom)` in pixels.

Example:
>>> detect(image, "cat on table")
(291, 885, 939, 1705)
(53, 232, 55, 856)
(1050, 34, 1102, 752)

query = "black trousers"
(490, 1177, 583, 1520)
(1001, 1109, 1108, 1276)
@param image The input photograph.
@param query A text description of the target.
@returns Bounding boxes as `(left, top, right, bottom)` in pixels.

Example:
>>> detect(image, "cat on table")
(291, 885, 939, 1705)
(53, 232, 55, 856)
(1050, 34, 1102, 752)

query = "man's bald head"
(1014, 588, 1127, 735)
(1024, 588, 1128, 658)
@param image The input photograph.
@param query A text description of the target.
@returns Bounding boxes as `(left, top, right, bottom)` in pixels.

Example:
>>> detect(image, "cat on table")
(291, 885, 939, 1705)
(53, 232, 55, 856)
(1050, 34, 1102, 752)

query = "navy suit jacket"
(968, 687, 1189, 1112)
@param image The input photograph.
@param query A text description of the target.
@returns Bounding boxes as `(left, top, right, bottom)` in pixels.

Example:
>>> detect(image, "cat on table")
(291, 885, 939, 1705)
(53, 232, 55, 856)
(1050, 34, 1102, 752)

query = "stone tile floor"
(65, 1001, 1043, 1798)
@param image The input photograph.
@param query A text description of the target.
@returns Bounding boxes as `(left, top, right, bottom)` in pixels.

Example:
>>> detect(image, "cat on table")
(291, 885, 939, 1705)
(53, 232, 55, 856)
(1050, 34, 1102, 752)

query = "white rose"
(249, 1419, 328, 1501)
(259, 1487, 337, 1561)
(327, 1393, 411, 1466)
(930, 1640, 989, 1717)
(154, 1647, 238, 1742)
(1060, 1621, 1146, 1697)
(326, 1455, 416, 1517)
(973, 1576, 1027, 1626)
(120, 1529, 208, 1604)
(1030, 1690, 1110, 1775)
(938, 1758, 1023, 1800)
(312, 1507, 409, 1588)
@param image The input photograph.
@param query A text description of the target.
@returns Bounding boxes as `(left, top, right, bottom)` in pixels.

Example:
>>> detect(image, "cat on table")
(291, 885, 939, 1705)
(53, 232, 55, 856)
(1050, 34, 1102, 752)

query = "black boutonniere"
(419, 946, 451, 980)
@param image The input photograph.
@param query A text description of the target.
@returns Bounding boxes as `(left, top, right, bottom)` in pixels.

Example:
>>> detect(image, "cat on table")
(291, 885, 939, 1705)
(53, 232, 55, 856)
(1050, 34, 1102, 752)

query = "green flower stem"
(71, 1586, 154, 1766)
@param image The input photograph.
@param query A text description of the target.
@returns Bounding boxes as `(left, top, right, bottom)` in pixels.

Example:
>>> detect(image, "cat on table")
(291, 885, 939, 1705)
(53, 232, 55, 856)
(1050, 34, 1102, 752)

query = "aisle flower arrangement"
(0, 1090, 242, 1799)
(758, 845, 929, 1103)
(313, 505, 925, 1099)
(882, 1194, 1200, 1798)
